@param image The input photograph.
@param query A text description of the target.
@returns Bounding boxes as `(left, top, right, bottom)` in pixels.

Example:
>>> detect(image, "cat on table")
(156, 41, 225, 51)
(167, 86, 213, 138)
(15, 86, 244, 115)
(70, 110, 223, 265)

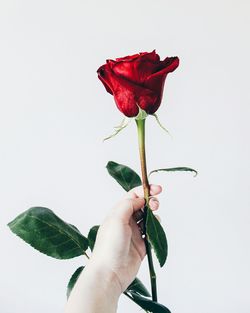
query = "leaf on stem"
(87, 225, 100, 251)
(149, 167, 198, 177)
(106, 161, 142, 192)
(126, 291, 171, 313)
(8, 207, 89, 259)
(146, 207, 168, 267)
(126, 277, 151, 297)
(67, 266, 85, 298)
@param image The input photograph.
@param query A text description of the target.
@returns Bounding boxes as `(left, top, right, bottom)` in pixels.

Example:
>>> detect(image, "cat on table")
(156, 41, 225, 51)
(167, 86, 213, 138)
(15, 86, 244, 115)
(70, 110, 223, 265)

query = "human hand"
(88, 184, 162, 293)
(65, 184, 162, 313)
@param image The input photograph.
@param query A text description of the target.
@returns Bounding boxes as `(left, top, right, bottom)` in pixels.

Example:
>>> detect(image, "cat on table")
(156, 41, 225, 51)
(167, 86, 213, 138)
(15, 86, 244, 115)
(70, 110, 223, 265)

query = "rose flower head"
(97, 50, 179, 117)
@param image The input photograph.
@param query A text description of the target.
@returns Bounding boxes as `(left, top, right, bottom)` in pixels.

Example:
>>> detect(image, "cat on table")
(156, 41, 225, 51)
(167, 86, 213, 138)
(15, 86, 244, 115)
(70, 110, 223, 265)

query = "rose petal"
(145, 57, 179, 92)
(98, 65, 140, 117)
(112, 51, 160, 84)
(97, 64, 114, 95)
(97, 52, 179, 117)
(137, 91, 160, 114)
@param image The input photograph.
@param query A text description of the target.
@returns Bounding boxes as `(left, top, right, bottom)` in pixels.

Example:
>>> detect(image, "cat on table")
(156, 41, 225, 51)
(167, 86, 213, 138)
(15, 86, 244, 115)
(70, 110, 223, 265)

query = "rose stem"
(136, 118, 158, 302)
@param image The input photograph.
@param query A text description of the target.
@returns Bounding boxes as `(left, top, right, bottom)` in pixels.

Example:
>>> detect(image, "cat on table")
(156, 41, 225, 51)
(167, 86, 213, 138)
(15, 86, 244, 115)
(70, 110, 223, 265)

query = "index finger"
(126, 184, 162, 199)
(112, 198, 145, 223)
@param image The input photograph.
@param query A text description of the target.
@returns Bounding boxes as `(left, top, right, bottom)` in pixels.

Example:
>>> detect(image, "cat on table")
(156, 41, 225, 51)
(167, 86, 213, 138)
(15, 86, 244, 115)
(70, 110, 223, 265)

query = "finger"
(130, 218, 146, 259)
(149, 197, 159, 211)
(133, 209, 144, 223)
(128, 184, 162, 199)
(112, 198, 145, 223)
(126, 184, 163, 199)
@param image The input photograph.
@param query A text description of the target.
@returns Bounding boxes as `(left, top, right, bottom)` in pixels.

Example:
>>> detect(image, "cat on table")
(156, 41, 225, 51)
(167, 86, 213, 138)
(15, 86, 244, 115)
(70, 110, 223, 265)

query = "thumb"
(112, 198, 145, 223)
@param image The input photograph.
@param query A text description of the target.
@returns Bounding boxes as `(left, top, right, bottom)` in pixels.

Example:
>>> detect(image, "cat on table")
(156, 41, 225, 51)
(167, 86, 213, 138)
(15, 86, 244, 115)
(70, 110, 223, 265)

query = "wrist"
(83, 259, 122, 312)
(85, 259, 122, 298)
(85, 259, 122, 300)
(65, 259, 121, 313)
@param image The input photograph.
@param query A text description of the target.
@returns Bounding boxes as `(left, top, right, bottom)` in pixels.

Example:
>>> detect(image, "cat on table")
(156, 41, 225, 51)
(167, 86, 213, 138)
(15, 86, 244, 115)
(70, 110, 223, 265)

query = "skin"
(64, 184, 162, 313)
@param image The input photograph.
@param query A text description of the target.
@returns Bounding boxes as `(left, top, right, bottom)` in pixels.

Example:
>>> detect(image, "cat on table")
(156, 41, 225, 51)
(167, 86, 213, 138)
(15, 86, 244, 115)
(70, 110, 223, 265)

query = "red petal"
(97, 64, 114, 95)
(145, 57, 179, 91)
(112, 51, 160, 85)
(98, 65, 140, 117)
(139, 50, 160, 62)
(115, 53, 140, 62)
(161, 56, 180, 72)
(114, 88, 139, 117)
(114, 50, 158, 62)
(97, 53, 179, 117)
(137, 91, 159, 114)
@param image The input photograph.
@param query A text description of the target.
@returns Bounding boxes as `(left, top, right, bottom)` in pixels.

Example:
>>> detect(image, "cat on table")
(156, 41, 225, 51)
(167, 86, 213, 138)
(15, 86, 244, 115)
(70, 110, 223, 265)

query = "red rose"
(97, 50, 179, 117)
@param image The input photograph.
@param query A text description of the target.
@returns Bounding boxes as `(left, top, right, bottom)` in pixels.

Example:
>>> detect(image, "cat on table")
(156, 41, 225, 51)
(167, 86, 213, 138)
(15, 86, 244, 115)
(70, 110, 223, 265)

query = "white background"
(1, 0, 250, 312)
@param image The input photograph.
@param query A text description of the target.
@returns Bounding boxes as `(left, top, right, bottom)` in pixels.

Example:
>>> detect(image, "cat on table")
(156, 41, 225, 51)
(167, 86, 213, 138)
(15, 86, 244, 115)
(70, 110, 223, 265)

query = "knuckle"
(112, 197, 134, 211)
(122, 198, 133, 208)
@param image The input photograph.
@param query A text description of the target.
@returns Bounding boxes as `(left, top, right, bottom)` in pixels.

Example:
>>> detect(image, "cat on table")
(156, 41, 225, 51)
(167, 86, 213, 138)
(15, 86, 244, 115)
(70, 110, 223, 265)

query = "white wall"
(1, 0, 250, 312)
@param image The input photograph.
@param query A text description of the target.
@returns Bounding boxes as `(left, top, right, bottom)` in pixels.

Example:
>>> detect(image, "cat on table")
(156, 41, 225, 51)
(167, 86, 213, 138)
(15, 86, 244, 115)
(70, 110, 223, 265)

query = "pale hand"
(64, 184, 162, 313)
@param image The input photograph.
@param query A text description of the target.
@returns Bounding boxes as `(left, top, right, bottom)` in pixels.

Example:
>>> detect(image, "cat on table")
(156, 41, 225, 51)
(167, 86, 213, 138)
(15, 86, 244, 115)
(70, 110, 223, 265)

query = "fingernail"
(149, 197, 159, 202)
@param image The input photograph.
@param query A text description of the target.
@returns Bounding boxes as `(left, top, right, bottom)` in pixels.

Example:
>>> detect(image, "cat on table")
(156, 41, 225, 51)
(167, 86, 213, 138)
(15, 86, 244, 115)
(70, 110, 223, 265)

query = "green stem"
(136, 118, 158, 302)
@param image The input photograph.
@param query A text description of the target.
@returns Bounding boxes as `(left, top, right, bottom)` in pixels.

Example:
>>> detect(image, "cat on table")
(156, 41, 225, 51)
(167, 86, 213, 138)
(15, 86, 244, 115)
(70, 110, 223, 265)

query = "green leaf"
(126, 277, 151, 297)
(8, 207, 89, 259)
(127, 292, 171, 313)
(106, 161, 142, 192)
(146, 207, 168, 267)
(87, 225, 100, 251)
(67, 266, 84, 298)
(149, 167, 198, 177)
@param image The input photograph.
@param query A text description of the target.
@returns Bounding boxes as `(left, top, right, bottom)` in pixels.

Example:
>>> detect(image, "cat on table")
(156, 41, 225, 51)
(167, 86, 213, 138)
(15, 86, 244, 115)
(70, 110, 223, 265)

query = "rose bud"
(97, 50, 179, 117)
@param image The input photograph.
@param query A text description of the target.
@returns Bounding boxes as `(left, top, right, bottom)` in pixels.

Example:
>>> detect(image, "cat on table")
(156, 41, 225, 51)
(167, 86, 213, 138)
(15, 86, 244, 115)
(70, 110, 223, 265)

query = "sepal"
(152, 113, 170, 135)
(103, 117, 130, 141)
